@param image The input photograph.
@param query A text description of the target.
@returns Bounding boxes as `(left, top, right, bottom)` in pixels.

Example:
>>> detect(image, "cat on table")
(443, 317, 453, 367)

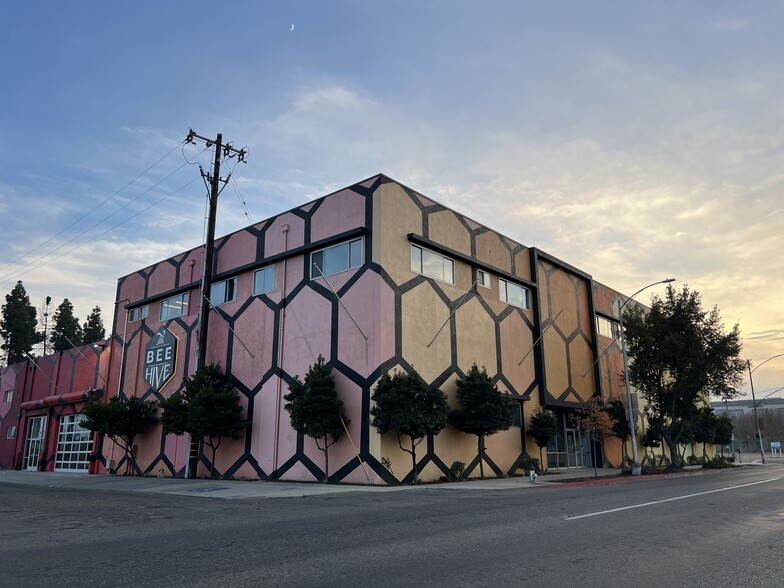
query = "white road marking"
(564, 478, 781, 520)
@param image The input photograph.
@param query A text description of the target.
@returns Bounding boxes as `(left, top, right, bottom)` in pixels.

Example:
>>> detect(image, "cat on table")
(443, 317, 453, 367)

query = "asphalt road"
(2, 466, 782, 587)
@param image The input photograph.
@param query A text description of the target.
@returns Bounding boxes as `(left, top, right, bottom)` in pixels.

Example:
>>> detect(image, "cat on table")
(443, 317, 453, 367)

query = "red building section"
(0, 341, 110, 472)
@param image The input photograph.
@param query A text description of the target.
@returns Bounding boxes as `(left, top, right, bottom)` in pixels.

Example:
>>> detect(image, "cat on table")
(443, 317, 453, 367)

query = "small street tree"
(528, 409, 557, 473)
(693, 407, 718, 459)
(50, 298, 83, 352)
(714, 414, 734, 457)
(605, 399, 631, 445)
(159, 363, 248, 479)
(82, 306, 106, 344)
(284, 355, 348, 483)
(448, 364, 516, 479)
(574, 396, 616, 478)
(1, 281, 43, 365)
(81, 395, 158, 475)
(623, 285, 745, 469)
(371, 368, 450, 483)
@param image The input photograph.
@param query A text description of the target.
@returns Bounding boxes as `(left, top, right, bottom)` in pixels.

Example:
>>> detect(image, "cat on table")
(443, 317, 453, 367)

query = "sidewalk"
(0, 467, 630, 500)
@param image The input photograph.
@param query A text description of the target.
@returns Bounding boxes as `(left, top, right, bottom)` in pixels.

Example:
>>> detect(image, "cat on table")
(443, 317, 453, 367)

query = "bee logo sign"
(144, 327, 177, 392)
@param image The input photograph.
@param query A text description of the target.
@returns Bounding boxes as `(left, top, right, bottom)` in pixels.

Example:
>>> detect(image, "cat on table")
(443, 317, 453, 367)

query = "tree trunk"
(323, 436, 329, 483)
(665, 437, 680, 469)
(539, 445, 544, 474)
(478, 435, 485, 479)
(411, 437, 418, 484)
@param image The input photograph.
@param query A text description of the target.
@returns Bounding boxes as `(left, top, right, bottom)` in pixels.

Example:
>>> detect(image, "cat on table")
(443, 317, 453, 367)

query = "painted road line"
(564, 478, 781, 520)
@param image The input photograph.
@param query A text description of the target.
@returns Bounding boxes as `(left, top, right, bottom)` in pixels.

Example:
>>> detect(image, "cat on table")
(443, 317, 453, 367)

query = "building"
(94, 174, 642, 484)
(4, 174, 695, 483)
(0, 341, 109, 472)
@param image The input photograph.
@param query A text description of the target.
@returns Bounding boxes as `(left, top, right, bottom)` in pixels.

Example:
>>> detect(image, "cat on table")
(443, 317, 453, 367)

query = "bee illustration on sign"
(144, 327, 178, 392)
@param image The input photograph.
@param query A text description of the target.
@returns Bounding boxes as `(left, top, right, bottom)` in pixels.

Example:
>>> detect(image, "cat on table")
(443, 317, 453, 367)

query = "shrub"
(448, 461, 466, 480)
(520, 457, 541, 475)
(641, 454, 670, 475)
(703, 456, 735, 469)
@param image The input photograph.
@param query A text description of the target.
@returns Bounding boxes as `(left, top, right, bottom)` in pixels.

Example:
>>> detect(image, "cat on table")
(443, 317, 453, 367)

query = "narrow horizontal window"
(6, 425, 16, 439)
(3, 390, 12, 403)
(253, 266, 275, 295)
(311, 238, 363, 279)
(211, 277, 237, 305)
(411, 244, 455, 284)
(499, 279, 530, 310)
(160, 293, 189, 321)
(477, 269, 490, 288)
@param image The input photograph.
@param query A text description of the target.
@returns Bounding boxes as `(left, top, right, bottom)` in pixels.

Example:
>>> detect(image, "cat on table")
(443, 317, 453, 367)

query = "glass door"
(23, 416, 47, 471)
(566, 429, 583, 468)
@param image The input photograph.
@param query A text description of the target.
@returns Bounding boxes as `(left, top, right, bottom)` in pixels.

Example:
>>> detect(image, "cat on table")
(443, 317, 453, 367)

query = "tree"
(50, 298, 82, 352)
(605, 399, 631, 444)
(623, 285, 745, 469)
(0, 281, 43, 365)
(714, 414, 734, 457)
(693, 407, 718, 459)
(370, 368, 450, 483)
(528, 409, 557, 473)
(159, 363, 248, 479)
(448, 364, 516, 479)
(284, 356, 348, 483)
(574, 397, 615, 478)
(81, 395, 158, 475)
(82, 306, 106, 344)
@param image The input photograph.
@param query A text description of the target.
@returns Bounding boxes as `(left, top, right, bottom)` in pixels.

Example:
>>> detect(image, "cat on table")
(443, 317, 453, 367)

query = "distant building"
(711, 398, 784, 453)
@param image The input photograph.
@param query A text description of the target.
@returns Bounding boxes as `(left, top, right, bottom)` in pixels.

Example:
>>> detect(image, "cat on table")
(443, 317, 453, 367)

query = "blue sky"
(1, 2, 782, 396)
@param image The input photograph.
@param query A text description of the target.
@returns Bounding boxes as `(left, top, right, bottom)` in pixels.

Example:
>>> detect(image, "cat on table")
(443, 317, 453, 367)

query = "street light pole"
(619, 278, 676, 476)
(746, 353, 784, 465)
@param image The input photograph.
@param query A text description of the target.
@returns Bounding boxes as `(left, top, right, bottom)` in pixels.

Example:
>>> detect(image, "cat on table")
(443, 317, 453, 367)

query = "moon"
(290, 24, 295, 31)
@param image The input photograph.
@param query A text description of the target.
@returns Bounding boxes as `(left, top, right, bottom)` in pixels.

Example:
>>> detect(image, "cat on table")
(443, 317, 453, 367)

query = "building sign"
(144, 327, 177, 392)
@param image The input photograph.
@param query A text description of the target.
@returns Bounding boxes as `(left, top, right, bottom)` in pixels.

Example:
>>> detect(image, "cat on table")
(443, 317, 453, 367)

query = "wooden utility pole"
(183, 129, 246, 478)
(184, 129, 247, 371)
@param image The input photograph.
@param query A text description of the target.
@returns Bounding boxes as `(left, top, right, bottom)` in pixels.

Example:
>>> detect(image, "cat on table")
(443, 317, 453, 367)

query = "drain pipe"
(272, 224, 290, 478)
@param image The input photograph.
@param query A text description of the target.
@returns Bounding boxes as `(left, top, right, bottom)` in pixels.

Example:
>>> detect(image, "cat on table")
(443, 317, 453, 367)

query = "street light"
(619, 278, 676, 476)
(747, 353, 784, 465)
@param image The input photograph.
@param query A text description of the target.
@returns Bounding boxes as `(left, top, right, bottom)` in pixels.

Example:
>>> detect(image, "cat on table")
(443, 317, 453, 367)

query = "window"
(311, 238, 363, 278)
(499, 279, 530, 310)
(6, 425, 16, 439)
(597, 316, 621, 339)
(211, 277, 237, 305)
(411, 244, 454, 284)
(160, 293, 189, 321)
(477, 269, 490, 288)
(253, 266, 275, 295)
(3, 390, 12, 403)
(129, 305, 149, 322)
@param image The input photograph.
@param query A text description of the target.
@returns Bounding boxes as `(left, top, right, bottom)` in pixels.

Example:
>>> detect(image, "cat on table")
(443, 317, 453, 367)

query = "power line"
(0, 140, 185, 277)
(0, 148, 206, 284)
(0, 176, 201, 286)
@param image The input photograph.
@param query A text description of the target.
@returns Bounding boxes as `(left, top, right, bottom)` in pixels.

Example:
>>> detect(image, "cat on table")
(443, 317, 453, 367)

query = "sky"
(0, 1, 782, 398)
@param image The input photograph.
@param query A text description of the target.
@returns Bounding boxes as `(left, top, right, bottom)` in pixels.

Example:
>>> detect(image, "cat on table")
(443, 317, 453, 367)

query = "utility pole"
(184, 129, 247, 371)
(42, 296, 51, 356)
(183, 129, 246, 479)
